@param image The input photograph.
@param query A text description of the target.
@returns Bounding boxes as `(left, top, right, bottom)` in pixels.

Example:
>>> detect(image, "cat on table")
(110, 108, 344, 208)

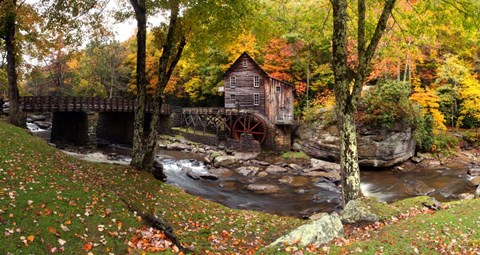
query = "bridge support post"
(51, 112, 89, 146)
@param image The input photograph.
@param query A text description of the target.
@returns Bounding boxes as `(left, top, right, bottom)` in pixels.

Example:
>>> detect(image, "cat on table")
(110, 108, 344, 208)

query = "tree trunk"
(140, 2, 186, 171)
(5, 0, 25, 127)
(129, 0, 148, 169)
(331, 0, 396, 205)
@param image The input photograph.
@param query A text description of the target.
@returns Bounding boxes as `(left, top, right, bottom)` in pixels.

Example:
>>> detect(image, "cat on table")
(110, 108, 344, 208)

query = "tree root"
(120, 197, 191, 253)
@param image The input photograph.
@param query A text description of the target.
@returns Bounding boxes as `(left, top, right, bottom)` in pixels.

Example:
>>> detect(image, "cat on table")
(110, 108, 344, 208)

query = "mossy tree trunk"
(129, 0, 148, 170)
(4, 0, 25, 127)
(130, 1, 186, 172)
(331, 0, 396, 205)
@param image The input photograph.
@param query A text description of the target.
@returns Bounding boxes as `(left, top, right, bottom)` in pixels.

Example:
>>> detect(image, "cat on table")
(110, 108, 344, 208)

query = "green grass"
(0, 120, 302, 254)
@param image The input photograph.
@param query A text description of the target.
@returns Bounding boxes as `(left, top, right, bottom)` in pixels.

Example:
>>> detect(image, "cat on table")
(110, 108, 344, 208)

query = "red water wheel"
(232, 114, 267, 144)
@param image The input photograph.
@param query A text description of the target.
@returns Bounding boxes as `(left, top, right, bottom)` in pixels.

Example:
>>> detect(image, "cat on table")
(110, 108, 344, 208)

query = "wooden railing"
(181, 107, 256, 116)
(20, 96, 171, 114)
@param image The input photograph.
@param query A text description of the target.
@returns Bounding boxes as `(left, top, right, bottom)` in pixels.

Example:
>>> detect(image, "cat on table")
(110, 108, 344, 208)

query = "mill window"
(230, 94, 236, 100)
(254, 76, 260, 87)
(275, 85, 281, 93)
(243, 59, 248, 67)
(254, 93, 260, 106)
(230, 76, 236, 89)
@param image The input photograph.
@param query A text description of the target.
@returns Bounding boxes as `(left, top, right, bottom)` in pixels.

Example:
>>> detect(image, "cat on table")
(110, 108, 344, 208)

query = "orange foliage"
(261, 38, 294, 82)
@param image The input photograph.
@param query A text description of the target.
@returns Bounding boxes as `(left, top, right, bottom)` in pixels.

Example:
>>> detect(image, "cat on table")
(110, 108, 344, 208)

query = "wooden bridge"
(19, 96, 171, 114)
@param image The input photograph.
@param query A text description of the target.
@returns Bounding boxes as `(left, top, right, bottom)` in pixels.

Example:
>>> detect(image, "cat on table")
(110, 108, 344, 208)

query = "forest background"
(1, 0, 479, 153)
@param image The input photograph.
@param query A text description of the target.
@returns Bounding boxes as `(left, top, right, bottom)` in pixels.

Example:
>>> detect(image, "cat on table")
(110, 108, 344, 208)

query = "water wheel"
(232, 114, 267, 144)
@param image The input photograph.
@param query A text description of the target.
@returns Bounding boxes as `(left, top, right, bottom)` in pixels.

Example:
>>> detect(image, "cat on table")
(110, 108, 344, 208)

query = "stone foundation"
(226, 133, 261, 153)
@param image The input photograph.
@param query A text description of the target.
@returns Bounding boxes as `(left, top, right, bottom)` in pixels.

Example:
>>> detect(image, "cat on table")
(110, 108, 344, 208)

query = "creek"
(28, 124, 476, 217)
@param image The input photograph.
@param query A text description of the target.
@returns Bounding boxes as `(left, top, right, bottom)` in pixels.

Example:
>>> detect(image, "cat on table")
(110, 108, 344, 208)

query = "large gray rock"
(269, 213, 343, 247)
(341, 199, 380, 224)
(213, 155, 239, 168)
(294, 114, 416, 167)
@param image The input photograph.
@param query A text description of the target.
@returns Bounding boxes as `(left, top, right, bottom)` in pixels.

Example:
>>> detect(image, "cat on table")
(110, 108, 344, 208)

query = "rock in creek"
(246, 184, 280, 194)
(468, 167, 480, 176)
(302, 170, 341, 182)
(278, 176, 310, 187)
(34, 121, 51, 129)
(186, 171, 219, 181)
(166, 142, 191, 151)
(265, 165, 288, 174)
(403, 180, 435, 196)
(310, 158, 340, 172)
(468, 176, 480, 187)
(152, 161, 167, 182)
(269, 213, 343, 247)
(213, 155, 239, 168)
(236, 166, 262, 177)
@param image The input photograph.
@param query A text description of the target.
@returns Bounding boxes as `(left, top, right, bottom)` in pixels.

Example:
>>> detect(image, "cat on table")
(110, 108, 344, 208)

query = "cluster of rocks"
(27, 114, 52, 130)
(157, 136, 343, 195)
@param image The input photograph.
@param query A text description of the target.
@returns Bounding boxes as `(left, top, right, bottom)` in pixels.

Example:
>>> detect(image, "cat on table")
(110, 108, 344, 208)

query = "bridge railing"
(20, 96, 171, 114)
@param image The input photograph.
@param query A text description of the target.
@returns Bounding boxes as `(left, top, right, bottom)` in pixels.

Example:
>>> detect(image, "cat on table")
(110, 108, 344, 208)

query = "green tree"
(331, 0, 396, 204)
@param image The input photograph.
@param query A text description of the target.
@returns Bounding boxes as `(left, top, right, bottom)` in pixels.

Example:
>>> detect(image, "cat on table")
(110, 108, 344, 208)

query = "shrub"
(358, 80, 419, 129)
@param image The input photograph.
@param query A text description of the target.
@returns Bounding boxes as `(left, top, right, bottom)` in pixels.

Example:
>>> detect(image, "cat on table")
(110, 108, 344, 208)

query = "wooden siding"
(264, 78, 294, 124)
(224, 54, 267, 115)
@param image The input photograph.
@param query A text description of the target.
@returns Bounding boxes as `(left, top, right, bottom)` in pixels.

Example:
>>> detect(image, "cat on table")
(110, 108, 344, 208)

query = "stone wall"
(226, 133, 261, 152)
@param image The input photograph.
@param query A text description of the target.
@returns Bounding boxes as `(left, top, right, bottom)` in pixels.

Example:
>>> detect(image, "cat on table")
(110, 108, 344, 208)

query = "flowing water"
(29, 126, 475, 217)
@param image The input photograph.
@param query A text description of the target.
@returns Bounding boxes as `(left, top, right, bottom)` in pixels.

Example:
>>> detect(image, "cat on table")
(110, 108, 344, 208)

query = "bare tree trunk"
(5, 0, 25, 127)
(129, 0, 148, 169)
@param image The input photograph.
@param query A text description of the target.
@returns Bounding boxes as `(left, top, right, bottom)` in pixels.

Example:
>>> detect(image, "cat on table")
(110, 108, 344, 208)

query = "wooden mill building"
(180, 52, 296, 151)
(223, 52, 295, 125)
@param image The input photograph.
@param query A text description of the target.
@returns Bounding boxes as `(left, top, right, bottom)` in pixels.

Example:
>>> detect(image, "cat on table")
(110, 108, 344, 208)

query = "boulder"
(213, 155, 239, 168)
(246, 184, 280, 194)
(288, 163, 304, 171)
(468, 167, 480, 176)
(236, 166, 262, 177)
(403, 180, 435, 196)
(341, 199, 380, 224)
(166, 142, 191, 151)
(257, 171, 269, 178)
(250, 160, 270, 166)
(294, 115, 415, 167)
(269, 213, 343, 247)
(303, 170, 341, 182)
(476, 185, 480, 198)
(310, 158, 341, 172)
(468, 176, 480, 187)
(265, 165, 288, 174)
(278, 176, 310, 187)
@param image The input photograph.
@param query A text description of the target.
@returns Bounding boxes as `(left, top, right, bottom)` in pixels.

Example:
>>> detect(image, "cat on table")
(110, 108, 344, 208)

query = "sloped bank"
(293, 111, 415, 167)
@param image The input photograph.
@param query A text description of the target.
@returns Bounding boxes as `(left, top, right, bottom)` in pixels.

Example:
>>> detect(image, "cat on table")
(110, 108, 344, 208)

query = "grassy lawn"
(1, 119, 479, 254)
(0, 120, 302, 254)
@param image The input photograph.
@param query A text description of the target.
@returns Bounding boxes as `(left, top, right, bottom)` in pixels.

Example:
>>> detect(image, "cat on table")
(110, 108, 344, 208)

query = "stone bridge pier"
(50, 112, 173, 147)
